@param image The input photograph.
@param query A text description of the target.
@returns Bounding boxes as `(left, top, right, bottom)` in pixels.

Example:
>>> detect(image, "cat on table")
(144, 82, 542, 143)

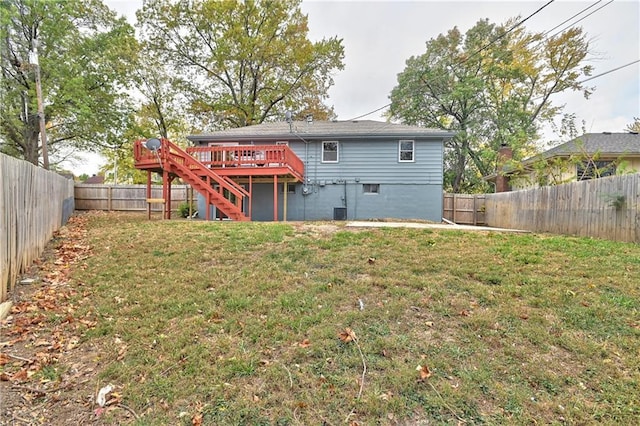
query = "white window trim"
(399, 140, 415, 163)
(322, 141, 339, 163)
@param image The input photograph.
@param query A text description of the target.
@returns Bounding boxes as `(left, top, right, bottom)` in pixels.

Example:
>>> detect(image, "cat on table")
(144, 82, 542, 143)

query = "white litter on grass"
(96, 384, 114, 407)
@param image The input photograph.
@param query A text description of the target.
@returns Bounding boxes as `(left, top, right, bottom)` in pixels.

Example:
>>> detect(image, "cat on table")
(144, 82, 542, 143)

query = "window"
(577, 160, 616, 180)
(399, 140, 414, 162)
(279, 183, 296, 193)
(276, 141, 289, 146)
(322, 141, 339, 163)
(363, 184, 380, 194)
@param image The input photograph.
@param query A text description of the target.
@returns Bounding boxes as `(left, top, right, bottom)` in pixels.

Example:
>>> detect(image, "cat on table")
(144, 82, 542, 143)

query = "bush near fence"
(74, 184, 191, 212)
(0, 154, 75, 302)
(484, 174, 639, 243)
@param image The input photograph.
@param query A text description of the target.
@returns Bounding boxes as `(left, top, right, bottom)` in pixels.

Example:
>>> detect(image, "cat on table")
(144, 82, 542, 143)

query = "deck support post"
(146, 171, 152, 220)
(162, 170, 169, 219)
(283, 181, 288, 222)
(273, 174, 278, 221)
(167, 175, 174, 220)
(249, 176, 253, 220)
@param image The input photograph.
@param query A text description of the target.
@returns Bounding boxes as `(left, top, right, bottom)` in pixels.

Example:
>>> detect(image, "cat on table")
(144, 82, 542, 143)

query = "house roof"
(530, 132, 640, 161)
(188, 120, 455, 143)
(485, 132, 640, 181)
(84, 175, 104, 184)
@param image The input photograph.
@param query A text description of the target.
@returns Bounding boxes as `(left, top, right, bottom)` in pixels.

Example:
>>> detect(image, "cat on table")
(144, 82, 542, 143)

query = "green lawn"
(68, 212, 640, 424)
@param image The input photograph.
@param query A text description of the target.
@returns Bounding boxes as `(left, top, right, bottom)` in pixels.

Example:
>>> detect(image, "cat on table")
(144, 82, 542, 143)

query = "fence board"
(1, 154, 74, 302)
(75, 184, 190, 212)
(443, 194, 485, 225)
(485, 174, 639, 243)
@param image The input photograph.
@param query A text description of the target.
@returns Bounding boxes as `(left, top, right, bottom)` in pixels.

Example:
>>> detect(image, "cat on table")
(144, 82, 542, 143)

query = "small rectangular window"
(399, 140, 414, 162)
(363, 184, 380, 194)
(279, 183, 296, 193)
(322, 141, 339, 163)
(276, 141, 289, 146)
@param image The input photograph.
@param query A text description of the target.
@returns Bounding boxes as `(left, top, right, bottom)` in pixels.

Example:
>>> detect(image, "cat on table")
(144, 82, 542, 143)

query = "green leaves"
(137, 0, 344, 129)
(389, 18, 592, 193)
(0, 0, 138, 165)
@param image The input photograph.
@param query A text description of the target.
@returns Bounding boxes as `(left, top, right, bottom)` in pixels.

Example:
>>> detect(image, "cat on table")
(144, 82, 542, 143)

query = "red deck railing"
(186, 145, 305, 181)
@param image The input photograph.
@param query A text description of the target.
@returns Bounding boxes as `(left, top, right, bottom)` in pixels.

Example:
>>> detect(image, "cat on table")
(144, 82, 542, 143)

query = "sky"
(68, 0, 640, 176)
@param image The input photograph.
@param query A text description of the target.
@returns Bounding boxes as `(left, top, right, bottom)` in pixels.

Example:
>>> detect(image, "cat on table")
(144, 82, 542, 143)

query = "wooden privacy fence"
(443, 194, 486, 225)
(484, 174, 639, 243)
(1, 154, 75, 302)
(75, 184, 191, 212)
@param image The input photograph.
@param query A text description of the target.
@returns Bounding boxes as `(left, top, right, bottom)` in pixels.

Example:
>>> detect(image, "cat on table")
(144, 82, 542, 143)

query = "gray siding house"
(186, 120, 453, 222)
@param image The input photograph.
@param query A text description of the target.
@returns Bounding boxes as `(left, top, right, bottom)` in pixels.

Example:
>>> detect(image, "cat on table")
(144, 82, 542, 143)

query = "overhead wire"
(344, 0, 626, 125)
(345, 0, 557, 122)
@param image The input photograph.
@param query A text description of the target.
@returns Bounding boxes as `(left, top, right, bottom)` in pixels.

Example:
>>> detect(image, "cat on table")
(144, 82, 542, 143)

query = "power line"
(345, 1, 557, 121)
(541, 0, 603, 38)
(542, 0, 614, 41)
(459, 0, 555, 66)
(579, 59, 640, 83)
(345, 103, 391, 121)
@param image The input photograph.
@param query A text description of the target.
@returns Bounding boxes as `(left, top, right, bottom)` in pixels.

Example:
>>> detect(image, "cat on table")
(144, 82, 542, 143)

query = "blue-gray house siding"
(190, 120, 452, 222)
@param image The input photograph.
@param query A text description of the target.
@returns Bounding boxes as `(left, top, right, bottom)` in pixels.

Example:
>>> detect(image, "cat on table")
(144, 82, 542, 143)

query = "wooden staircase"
(133, 139, 249, 221)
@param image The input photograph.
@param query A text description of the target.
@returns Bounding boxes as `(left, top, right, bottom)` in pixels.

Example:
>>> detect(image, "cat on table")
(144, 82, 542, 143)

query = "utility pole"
(29, 37, 49, 170)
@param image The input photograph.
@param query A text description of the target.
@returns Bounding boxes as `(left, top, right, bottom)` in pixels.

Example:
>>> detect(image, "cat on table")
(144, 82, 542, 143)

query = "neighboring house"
(490, 132, 640, 191)
(83, 174, 105, 184)
(174, 120, 453, 222)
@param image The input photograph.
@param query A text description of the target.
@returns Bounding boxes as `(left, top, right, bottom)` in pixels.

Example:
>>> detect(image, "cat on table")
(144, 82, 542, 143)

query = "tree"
(389, 18, 593, 193)
(137, 0, 344, 130)
(625, 117, 640, 133)
(0, 0, 138, 166)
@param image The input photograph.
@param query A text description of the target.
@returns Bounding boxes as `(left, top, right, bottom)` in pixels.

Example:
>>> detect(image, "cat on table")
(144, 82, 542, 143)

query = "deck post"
(162, 170, 169, 219)
(167, 175, 173, 220)
(146, 171, 152, 220)
(283, 181, 288, 222)
(249, 176, 253, 220)
(273, 174, 278, 221)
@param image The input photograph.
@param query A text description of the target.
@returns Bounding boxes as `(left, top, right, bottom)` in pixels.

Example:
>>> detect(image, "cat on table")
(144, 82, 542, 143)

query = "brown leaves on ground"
(338, 327, 357, 343)
(416, 364, 432, 381)
(0, 213, 111, 424)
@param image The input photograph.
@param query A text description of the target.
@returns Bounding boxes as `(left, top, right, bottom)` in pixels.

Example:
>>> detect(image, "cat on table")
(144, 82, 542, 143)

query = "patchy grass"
(65, 213, 640, 423)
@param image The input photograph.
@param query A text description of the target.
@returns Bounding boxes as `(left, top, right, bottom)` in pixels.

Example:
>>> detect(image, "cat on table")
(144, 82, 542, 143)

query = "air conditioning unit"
(333, 207, 347, 221)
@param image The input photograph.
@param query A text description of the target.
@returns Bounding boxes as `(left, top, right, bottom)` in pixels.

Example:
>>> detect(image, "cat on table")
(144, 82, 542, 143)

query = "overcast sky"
(73, 0, 639, 175)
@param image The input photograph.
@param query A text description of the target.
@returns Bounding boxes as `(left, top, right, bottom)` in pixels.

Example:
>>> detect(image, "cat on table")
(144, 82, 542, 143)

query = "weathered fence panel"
(443, 194, 486, 225)
(0, 154, 75, 302)
(484, 174, 639, 243)
(75, 184, 190, 212)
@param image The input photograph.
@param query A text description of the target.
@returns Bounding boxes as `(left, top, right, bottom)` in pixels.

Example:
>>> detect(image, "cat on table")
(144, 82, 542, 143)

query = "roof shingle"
(188, 120, 454, 143)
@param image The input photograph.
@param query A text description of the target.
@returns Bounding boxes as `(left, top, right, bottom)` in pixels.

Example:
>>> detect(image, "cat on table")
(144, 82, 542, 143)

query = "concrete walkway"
(346, 221, 530, 233)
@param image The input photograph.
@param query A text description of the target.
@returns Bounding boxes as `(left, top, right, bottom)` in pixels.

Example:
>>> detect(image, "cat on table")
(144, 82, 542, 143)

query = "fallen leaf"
(416, 364, 432, 380)
(192, 413, 203, 426)
(299, 338, 311, 348)
(338, 328, 357, 343)
(459, 310, 470, 317)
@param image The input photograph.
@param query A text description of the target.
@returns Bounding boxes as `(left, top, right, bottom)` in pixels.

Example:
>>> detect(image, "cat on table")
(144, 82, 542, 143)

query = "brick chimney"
(495, 144, 512, 192)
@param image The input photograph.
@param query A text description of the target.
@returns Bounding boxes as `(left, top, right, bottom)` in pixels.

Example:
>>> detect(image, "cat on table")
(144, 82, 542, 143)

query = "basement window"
(399, 140, 414, 162)
(279, 183, 296, 193)
(322, 141, 339, 163)
(363, 184, 380, 194)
